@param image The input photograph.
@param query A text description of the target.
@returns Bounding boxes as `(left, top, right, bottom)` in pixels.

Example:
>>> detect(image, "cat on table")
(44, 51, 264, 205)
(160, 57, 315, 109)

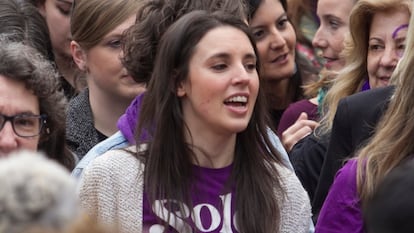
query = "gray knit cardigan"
(66, 88, 101, 160)
(78, 146, 311, 233)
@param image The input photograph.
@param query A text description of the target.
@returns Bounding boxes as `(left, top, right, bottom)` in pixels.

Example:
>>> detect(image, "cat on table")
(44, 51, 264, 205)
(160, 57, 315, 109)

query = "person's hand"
(281, 112, 319, 152)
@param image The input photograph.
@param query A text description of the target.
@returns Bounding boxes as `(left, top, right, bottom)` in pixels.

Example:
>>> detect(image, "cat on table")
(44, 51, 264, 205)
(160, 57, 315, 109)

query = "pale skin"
(0, 75, 40, 157)
(281, 0, 355, 151)
(249, 0, 297, 110)
(177, 26, 259, 168)
(281, 112, 319, 152)
(71, 15, 145, 136)
(249, 0, 307, 152)
(367, 10, 409, 89)
(283, 5, 410, 152)
(38, 0, 76, 87)
(312, 0, 354, 71)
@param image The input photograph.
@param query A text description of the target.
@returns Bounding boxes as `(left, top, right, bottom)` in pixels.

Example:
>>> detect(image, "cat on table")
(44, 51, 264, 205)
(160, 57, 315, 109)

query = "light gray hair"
(0, 150, 79, 233)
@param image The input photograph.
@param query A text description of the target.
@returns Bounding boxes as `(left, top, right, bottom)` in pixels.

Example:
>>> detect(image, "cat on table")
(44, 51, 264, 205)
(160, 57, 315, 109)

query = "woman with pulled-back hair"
(67, 0, 145, 160)
(316, 0, 414, 229)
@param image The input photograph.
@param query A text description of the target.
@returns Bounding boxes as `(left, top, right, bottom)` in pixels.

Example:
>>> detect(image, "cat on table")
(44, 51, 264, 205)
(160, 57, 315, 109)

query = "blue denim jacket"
(72, 129, 293, 178)
(71, 131, 129, 178)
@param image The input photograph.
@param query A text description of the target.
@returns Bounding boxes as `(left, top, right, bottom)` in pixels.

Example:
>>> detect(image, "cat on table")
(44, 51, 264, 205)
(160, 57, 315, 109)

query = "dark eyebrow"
(209, 52, 257, 61)
(57, 0, 73, 5)
(250, 12, 288, 29)
(17, 111, 39, 116)
(244, 53, 257, 61)
(0, 111, 39, 117)
(209, 53, 231, 60)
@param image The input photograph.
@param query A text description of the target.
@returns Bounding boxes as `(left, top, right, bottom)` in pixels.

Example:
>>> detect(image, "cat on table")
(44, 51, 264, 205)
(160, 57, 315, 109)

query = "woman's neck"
(55, 55, 76, 88)
(88, 85, 133, 137)
(186, 129, 236, 169)
(309, 96, 318, 105)
(264, 78, 292, 110)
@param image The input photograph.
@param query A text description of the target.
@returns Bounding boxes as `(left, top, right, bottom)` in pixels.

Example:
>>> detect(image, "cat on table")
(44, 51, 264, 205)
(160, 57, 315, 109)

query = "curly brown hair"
(122, 0, 248, 84)
(0, 39, 74, 170)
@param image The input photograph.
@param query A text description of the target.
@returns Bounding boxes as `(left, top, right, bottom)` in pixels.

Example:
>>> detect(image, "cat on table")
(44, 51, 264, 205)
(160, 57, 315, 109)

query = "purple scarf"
(117, 93, 145, 144)
(361, 79, 371, 91)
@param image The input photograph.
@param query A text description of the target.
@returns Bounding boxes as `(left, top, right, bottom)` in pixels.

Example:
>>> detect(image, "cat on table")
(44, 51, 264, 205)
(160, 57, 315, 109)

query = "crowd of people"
(1, 0, 414, 232)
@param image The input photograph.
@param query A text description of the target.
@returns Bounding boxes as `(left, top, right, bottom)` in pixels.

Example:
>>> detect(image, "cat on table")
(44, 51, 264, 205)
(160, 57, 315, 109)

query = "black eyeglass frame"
(0, 114, 47, 138)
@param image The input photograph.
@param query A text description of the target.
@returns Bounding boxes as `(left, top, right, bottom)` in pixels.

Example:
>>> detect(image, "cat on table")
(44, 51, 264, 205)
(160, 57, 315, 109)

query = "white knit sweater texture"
(78, 146, 311, 233)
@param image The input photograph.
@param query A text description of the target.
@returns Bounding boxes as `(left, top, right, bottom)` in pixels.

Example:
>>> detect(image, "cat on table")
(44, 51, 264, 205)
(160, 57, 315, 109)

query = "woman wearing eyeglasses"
(0, 40, 75, 170)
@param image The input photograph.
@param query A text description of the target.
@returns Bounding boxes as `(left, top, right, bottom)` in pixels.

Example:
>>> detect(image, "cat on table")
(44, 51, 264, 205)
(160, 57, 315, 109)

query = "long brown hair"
(136, 11, 284, 233)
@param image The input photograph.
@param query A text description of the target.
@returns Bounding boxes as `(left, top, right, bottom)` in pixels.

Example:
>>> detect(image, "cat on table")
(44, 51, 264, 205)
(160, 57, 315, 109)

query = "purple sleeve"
(315, 160, 364, 233)
(277, 105, 301, 136)
(277, 100, 318, 135)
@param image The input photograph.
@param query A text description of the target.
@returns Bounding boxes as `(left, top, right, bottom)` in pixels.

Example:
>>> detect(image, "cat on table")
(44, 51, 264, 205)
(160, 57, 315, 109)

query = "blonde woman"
(312, 0, 412, 214)
(319, 0, 411, 135)
(290, 0, 412, 218)
(316, 1, 414, 230)
(278, 0, 358, 152)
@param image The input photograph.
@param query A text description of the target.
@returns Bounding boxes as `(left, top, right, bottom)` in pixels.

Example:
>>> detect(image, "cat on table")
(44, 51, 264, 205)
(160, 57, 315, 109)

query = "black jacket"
(290, 133, 328, 203)
(290, 86, 394, 221)
(314, 86, 394, 219)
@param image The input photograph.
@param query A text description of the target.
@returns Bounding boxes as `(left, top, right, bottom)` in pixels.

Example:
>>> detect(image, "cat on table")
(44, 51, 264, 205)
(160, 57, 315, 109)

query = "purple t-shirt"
(315, 159, 364, 233)
(142, 164, 237, 232)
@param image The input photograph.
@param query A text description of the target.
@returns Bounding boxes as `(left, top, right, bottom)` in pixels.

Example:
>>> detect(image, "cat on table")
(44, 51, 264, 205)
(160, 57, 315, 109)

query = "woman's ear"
(176, 79, 187, 97)
(36, 3, 46, 17)
(174, 70, 187, 97)
(70, 41, 87, 71)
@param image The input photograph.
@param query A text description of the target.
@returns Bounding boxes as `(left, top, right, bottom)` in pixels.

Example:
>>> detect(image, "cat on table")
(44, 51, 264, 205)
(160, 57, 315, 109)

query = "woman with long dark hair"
(78, 10, 311, 233)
